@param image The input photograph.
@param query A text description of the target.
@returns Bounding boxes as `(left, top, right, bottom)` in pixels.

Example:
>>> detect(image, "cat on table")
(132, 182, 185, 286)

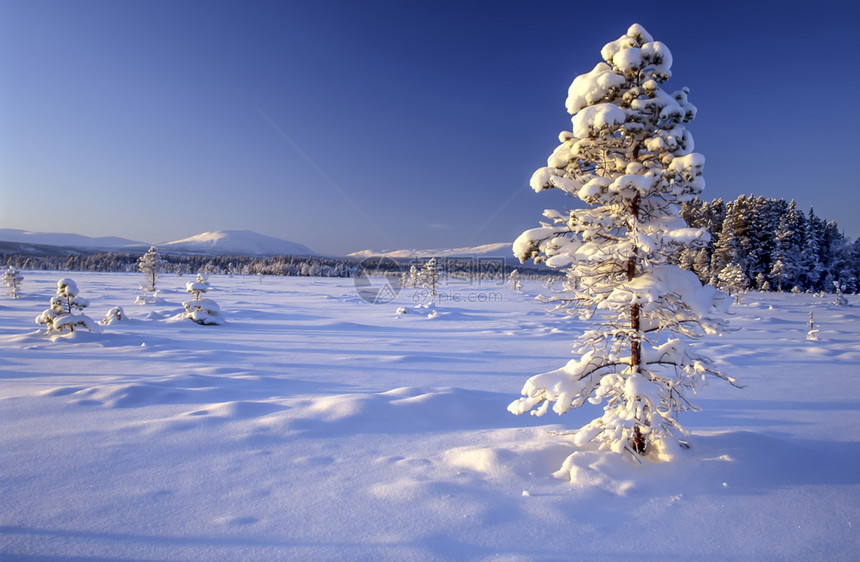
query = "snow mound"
(290, 387, 514, 435)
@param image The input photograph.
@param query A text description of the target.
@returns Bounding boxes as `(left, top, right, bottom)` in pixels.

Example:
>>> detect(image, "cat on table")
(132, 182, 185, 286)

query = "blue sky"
(1, 0, 858, 256)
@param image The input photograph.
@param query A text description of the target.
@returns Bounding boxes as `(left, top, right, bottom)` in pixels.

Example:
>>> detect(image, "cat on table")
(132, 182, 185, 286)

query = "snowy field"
(1, 271, 858, 560)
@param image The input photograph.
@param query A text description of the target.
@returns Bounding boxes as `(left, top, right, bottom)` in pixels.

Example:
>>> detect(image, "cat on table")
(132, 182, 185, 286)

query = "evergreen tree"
(717, 262, 747, 303)
(136, 246, 165, 304)
(419, 258, 440, 302)
(769, 259, 789, 292)
(772, 201, 803, 290)
(798, 208, 824, 291)
(36, 278, 99, 334)
(3, 265, 23, 298)
(508, 24, 735, 462)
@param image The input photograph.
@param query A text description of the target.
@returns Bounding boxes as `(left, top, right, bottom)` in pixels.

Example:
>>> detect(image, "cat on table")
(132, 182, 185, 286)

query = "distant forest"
(0, 251, 543, 283)
(3, 194, 859, 293)
(677, 195, 859, 293)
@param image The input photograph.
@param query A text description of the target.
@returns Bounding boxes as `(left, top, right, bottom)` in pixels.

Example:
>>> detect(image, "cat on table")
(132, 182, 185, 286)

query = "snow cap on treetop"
(57, 278, 79, 296)
(567, 23, 673, 118)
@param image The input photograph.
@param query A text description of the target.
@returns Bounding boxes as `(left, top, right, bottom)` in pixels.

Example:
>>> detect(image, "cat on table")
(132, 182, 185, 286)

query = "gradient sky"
(1, 0, 858, 256)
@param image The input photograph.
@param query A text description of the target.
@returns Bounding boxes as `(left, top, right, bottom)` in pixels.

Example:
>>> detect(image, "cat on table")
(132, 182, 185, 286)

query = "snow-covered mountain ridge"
(159, 230, 316, 257)
(0, 228, 146, 249)
(0, 228, 515, 259)
(0, 228, 316, 257)
(348, 242, 513, 260)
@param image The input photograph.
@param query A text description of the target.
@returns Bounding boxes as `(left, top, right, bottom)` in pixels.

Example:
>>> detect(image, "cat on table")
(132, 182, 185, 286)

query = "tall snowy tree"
(799, 208, 824, 291)
(508, 24, 736, 461)
(771, 201, 803, 290)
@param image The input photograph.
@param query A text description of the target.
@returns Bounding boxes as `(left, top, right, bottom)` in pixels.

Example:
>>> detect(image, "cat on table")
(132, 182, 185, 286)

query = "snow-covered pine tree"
(799, 208, 823, 291)
(183, 272, 223, 325)
(36, 278, 99, 334)
(833, 281, 847, 306)
(419, 258, 440, 302)
(3, 265, 23, 298)
(135, 246, 165, 304)
(508, 269, 523, 293)
(508, 24, 736, 461)
(771, 201, 802, 290)
(406, 265, 420, 289)
(717, 262, 747, 303)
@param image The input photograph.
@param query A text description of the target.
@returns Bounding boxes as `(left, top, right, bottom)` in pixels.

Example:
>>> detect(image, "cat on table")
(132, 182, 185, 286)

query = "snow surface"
(1, 272, 859, 559)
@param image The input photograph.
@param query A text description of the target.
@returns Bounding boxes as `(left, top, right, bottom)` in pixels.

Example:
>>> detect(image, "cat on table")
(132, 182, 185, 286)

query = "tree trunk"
(629, 194, 644, 453)
(628, 194, 641, 368)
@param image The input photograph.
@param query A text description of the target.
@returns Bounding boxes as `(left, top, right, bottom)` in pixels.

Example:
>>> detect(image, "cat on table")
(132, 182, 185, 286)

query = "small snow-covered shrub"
(182, 273, 223, 325)
(102, 306, 127, 325)
(36, 278, 99, 334)
(3, 265, 23, 298)
(508, 270, 523, 293)
(182, 298, 224, 325)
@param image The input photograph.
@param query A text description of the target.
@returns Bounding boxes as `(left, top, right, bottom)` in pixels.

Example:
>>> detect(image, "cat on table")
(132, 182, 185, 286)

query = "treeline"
(0, 252, 355, 278)
(0, 251, 551, 282)
(677, 195, 859, 293)
(5, 196, 855, 293)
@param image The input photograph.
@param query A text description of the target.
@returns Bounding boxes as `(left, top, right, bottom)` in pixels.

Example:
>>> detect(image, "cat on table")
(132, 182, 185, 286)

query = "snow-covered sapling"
(508, 24, 736, 461)
(36, 278, 99, 334)
(405, 265, 419, 289)
(508, 269, 523, 293)
(807, 311, 819, 341)
(833, 282, 847, 307)
(135, 246, 165, 304)
(418, 258, 440, 303)
(3, 265, 23, 298)
(183, 272, 223, 325)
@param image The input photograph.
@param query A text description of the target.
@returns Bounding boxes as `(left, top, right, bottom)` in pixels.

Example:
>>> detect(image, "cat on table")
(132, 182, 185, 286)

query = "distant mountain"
(347, 242, 513, 260)
(159, 230, 316, 257)
(0, 228, 146, 250)
(0, 228, 316, 257)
